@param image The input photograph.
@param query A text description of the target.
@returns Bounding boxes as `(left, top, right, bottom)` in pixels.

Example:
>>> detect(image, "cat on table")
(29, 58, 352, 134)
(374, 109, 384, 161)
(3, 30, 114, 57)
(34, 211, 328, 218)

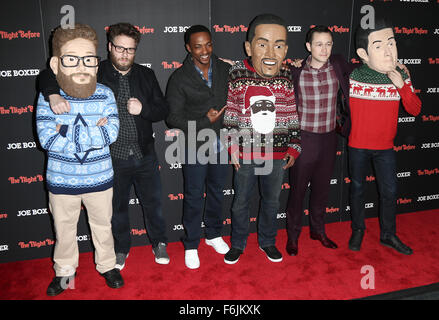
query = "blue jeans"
(112, 153, 167, 254)
(348, 147, 397, 239)
(230, 159, 286, 250)
(181, 154, 229, 250)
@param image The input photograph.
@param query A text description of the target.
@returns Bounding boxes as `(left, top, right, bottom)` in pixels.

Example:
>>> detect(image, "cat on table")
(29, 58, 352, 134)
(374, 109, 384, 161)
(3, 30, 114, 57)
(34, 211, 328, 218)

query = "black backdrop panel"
(0, 0, 438, 263)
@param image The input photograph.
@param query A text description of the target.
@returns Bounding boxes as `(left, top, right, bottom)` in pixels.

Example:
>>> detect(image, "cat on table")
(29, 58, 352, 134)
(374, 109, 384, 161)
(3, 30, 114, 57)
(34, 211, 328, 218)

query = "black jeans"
(348, 147, 397, 239)
(111, 153, 167, 254)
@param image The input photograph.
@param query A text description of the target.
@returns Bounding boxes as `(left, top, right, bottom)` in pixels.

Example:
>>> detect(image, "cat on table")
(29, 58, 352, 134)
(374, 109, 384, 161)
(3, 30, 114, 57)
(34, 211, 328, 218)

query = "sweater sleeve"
(38, 68, 60, 101)
(398, 78, 421, 116)
(222, 78, 241, 155)
(286, 86, 301, 159)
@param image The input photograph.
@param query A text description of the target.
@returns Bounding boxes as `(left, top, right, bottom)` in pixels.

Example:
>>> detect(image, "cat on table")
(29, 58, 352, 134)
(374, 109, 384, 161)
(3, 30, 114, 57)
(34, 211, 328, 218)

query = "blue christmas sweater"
(36, 83, 119, 195)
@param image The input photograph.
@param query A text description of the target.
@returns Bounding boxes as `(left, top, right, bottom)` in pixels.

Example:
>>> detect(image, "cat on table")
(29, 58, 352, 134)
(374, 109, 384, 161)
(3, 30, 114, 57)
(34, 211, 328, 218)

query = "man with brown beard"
(38, 23, 170, 271)
(36, 23, 123, 296)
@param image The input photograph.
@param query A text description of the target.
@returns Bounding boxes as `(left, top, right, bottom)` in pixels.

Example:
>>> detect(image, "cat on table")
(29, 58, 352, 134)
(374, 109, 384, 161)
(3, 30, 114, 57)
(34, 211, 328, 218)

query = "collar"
(304, 55, 330, 71)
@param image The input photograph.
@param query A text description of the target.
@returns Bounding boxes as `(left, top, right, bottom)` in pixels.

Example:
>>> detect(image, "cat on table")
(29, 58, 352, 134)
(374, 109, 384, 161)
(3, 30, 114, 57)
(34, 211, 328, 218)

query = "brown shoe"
(286, 240, 298, 256)
(310, 233, 338, 249)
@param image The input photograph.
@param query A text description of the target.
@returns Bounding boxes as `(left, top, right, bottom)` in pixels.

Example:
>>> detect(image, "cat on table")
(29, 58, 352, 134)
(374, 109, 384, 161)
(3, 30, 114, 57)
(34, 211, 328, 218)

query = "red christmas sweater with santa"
(222, 59, 301, 160)
(349, 64, 421, 150)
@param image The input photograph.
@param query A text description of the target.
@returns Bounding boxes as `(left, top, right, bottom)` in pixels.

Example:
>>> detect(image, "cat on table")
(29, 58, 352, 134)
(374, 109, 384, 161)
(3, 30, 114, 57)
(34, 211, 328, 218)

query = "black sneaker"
(380, 235, 413, 255)
(100, 268, 124, 289)
(224, 247, 243, 264)
(260, 246, 283, 262)
(46, 274, 75, 296)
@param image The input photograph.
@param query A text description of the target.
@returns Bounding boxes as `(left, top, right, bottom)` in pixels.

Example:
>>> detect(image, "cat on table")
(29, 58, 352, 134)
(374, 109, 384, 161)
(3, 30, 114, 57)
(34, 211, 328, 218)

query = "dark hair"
(246, 13, 287, 42)
(107, 22, 141, 45)
(52, 23, 98, 57)
(184, 25, 211, 45)
(306, 25, 333, 43)
(355, 18, 393, 52)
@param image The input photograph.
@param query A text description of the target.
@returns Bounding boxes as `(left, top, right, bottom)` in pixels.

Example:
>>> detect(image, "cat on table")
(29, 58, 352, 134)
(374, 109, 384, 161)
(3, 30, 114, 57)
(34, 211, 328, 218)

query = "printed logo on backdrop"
(422, 114, 439, 122)
(0, 105, 34, 115)
(0, 30, 40, 40)
(162, 61, 182, 70)
(287, 26, 302, 32)
(6, 141, 37, 150)
(212, 25, 248, 33)
(0, 69, 40, 78)
(428, 58, 439, 64)
(304, 207, 340, 216)
(397, 198, 413, 205)
(393, 144, 416, 152)
(18, 235, 89, 249)
(18, 239, 54, 249)
(417, 194, 439, 202)
(8, 174, 44, 185)
(163, 26, 191, 33)
(17, 207, 49, 217)
(418, 168, 439, 176)
(394, 26, 428, 35)
(420, 141, 439, 149)
(397, 58, 422, 65)
(104, 26, 154, 34)
(310, 25, 349, 34)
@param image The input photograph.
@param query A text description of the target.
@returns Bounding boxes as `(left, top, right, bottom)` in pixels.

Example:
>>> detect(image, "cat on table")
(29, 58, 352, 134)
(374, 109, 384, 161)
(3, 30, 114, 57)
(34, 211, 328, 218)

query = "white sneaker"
(205, 237, 230, 254)
(185, 249, 200, 269)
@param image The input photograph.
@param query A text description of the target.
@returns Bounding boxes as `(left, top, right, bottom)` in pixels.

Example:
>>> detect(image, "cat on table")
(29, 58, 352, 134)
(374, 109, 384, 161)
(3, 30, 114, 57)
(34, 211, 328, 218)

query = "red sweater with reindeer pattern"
(348, 64, 421, 150)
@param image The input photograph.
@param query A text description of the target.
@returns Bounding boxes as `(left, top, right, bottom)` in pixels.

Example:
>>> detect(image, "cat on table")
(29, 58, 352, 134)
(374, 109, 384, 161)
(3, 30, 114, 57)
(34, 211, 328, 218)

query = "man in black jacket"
(38, 22, 170, 270)
(166, 25, 230, 269)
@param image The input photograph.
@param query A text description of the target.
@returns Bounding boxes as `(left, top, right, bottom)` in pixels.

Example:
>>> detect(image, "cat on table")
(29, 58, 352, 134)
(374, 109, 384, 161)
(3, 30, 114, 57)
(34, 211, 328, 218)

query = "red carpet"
(1, 209, 438, 300)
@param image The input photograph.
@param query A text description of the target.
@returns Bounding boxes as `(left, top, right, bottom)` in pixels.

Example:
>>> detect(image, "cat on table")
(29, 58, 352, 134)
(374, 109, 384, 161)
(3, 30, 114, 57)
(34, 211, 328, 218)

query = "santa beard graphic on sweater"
(244, 86, 276, 134)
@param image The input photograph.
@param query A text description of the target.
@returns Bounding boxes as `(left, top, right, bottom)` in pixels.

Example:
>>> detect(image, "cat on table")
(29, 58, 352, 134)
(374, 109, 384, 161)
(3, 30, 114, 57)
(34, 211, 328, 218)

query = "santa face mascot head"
(243, 86, 276, 134)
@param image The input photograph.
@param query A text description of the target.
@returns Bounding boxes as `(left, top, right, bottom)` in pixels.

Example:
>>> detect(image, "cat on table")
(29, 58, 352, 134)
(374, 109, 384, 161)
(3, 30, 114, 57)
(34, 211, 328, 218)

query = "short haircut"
(355, 18, 393, 52)
(52, 23, 98, 57)
(306, 25, 333, 43)
(107, 22, 141, 45)
(246, 13, 287, 43)
(184, 25, 211, 45)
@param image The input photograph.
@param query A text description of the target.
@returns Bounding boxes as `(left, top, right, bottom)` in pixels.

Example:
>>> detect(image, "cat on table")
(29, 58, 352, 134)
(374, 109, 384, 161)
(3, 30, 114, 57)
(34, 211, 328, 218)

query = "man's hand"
(219, 58, 236, 66)
(396, 62, 410, 78)
(96, 117, 108, 126)
(127, 97, 142, 115)
(290, 59, 303, 68)
(283, 153, 295, 169)
(387, 69, 404, 89)
(49, 94, 70, 114)
(206, 105, 227, 123)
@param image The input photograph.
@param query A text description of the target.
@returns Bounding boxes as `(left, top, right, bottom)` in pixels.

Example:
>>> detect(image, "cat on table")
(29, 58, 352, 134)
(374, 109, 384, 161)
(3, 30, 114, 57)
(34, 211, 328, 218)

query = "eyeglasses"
(111, 42, 137, 54)
(60, 55, 100, 67)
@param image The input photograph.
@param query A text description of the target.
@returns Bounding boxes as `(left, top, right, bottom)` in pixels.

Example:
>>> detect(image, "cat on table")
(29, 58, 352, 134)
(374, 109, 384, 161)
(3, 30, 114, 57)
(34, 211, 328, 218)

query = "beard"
(110, 51, 134, 72)
(56, 70, 97, 99)
(250, 110, 276, 134)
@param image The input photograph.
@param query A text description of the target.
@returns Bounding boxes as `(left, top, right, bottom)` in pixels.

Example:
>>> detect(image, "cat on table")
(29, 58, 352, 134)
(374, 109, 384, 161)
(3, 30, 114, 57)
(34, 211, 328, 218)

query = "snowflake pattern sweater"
(222, 59, 301, 160)
(349, 64, 421, 150)
(36, 83, 120, 195)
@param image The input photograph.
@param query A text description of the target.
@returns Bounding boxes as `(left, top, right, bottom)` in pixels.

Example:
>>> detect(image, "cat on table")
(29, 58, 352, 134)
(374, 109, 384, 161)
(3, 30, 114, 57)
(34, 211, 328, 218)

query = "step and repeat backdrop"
(1, 0, 438, 263)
